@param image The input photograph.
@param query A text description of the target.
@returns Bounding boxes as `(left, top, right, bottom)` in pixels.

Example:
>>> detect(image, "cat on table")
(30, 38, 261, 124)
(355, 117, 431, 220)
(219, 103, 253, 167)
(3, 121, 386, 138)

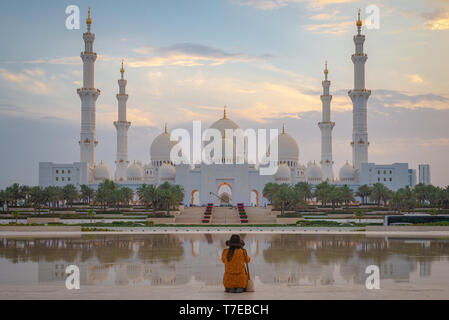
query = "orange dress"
(221, 248, 251, 289)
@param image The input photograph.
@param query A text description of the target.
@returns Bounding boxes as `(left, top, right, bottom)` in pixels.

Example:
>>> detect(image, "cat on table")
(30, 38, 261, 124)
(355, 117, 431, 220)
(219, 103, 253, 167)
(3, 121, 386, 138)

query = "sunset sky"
(0, 0, 448, 187)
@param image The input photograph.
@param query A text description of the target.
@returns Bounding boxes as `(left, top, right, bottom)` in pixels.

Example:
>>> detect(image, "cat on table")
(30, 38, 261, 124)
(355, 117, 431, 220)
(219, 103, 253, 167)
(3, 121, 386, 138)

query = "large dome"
(127, 161, 143, 181)
(306, 161, 323, 182)
(159, 162, 176, 182)
(209, 108, 240, 137)
(93, 161, 110, 182)
(339, 161, 356, 182)
(274, 163, 291, 183)
(150, 127, 179, 166)
(269, 126, 299, 165)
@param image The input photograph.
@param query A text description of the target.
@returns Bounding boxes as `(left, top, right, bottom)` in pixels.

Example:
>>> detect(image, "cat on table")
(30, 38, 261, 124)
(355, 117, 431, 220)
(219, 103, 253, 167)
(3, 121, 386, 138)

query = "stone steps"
(175, 206, 277, 225)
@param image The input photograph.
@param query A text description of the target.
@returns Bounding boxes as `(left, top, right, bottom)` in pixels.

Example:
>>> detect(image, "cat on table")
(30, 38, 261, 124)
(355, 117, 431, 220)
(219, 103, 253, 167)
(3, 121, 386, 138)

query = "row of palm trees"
(0, 181, 185, 215)
(263, 181, 449, 213)
(137, 183, 185, 216)
(0, 183, 80, 213)
(263, 182, 355, 215)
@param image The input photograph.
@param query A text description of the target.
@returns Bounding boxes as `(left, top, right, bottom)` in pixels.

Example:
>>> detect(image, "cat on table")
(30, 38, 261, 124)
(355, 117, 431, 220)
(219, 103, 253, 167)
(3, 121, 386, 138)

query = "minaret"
(77, 8, 100, 176)
(114, 60, 131, 182)
(318, 61, 335, 181)
(349, 10, 371, 171)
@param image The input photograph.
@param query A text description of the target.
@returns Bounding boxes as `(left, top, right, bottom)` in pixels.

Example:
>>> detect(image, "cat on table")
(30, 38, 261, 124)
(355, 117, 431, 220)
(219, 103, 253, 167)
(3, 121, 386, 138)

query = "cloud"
(235, 0, 355, 10)
(129, 43, 269, 68)
(303, 20, 353, 34)
(303, 8, 354, 34)
(0, 68, 50, 95)
(406, 74, 425, 84)
(370, 89, 449, 110)
(421, 9, 449, 30)
(25, 56, 81, 65)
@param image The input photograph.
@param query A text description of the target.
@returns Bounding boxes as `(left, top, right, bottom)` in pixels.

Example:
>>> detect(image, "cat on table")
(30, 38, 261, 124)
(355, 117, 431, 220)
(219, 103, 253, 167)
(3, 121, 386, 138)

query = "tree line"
(263, 182, 449, 214)
(0, 180, 184, 215)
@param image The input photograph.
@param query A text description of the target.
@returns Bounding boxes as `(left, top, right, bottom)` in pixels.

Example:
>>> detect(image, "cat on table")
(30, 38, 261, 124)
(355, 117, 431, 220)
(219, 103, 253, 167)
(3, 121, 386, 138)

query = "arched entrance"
(191, 189, 200, 206)
(250, 190, 259, 207)
(217, 182, 232, 206)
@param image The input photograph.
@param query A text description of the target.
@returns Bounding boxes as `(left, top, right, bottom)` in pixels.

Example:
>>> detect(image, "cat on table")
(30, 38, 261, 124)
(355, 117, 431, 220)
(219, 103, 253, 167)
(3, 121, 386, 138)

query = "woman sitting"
(221, 234, 251, 293)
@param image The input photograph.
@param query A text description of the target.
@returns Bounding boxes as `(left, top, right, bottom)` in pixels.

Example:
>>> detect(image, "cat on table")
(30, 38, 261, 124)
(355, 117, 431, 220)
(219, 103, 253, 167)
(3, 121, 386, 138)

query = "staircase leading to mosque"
(175, 207, 205, 224)
(244, 207, 277, 224)
(175, 206, 277, 225)
(210, 207, 241, 225)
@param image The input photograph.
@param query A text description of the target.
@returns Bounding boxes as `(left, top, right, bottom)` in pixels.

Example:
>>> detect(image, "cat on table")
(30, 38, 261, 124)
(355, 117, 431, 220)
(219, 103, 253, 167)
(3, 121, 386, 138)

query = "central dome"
(209, 107, 240, 136)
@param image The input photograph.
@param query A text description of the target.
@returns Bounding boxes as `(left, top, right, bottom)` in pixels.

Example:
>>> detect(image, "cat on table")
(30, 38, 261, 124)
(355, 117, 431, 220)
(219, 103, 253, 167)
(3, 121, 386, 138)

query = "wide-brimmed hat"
(226, 234, 245, 247)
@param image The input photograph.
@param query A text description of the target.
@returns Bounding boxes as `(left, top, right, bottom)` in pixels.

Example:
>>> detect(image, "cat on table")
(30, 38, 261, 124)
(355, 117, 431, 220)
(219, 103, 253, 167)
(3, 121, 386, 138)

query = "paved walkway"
(1, 281, 448, 300)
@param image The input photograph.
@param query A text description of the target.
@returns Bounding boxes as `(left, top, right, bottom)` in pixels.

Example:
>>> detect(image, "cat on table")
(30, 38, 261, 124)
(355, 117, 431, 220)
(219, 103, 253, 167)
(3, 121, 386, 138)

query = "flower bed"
(202, 219, 210, 223)
(240, 219, 248, 224)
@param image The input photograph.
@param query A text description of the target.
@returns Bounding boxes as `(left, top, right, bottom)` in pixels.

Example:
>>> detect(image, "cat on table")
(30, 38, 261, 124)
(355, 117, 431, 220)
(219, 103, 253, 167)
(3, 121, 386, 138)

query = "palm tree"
(288, 187, 306, 212)
(370, 183, 391, 207)
(29, 186, 45, 214)
(356, 184, 372, 205)
(6, 183, 21, 206)
(157, 183, 177, 216)
(13, 210, 19, 224)
(137, 184, 158, 213)
(263, 183, 279, 204)
(389, 190, 404, 214)
(20, 185, 31, 207)
(354, 209, 363, 223)
(272, 184, 290, 216)
(87, 209, 95, 223)
(44, 186, 63, 212)
(340, 185, 355, 207)
(294, 182, 313, 203)
(120, 187, 134, 207)
(62, 184, 79, 208)
(80, 185, 95, 205)
(0, 190, 6, 213)
(95, 180, 118, 210)
(314, 182, 332, 207)
(402, 187, 417, 213)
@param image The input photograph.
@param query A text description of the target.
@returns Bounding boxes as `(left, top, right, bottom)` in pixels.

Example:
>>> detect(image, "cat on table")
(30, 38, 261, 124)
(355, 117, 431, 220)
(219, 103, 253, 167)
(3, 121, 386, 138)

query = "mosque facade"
(39, 10, 418, 206)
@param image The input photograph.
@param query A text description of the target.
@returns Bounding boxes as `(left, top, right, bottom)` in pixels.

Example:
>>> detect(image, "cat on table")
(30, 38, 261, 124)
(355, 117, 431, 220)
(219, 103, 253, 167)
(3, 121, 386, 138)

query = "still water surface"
(1, 234, 449, 288)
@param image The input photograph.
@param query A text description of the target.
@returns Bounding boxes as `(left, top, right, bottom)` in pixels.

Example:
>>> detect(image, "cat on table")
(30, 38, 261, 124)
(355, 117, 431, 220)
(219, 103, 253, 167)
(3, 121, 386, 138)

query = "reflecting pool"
(1, 234, 449, 288)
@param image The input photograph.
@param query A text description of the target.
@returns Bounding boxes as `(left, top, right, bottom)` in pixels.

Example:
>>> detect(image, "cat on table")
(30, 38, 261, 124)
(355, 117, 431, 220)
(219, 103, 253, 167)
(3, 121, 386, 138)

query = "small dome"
(274, 163, 291, 183)
(93, 161, 110, 182)
(339, 161, 356, 182)
(159, 162, 176, 182)
(127, 161, 143, 181)
(150, 130, 179, 165)
(306, 161, 323, 182)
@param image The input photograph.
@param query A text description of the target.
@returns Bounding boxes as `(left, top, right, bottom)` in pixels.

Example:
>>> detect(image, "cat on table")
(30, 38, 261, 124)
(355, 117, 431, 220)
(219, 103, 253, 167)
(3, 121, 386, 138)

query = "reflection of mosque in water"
(0, 235, 448, 287)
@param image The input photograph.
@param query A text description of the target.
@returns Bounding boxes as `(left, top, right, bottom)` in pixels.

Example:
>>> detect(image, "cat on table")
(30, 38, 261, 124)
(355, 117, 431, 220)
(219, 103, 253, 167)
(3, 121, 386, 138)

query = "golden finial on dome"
(223, 106, 227, 119)
(282, 123, 285, 134)
(86, 7, 92, 25)
(356, 9, 362, 27)
(324, 61, 328, 75)
(120, 59, 125, 74)
(164, 123, 168, 134)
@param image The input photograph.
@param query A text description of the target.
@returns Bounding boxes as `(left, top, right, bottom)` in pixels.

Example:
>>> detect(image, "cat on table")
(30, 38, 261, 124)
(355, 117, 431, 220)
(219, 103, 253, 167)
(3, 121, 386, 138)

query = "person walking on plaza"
(221, 234, 252, 293)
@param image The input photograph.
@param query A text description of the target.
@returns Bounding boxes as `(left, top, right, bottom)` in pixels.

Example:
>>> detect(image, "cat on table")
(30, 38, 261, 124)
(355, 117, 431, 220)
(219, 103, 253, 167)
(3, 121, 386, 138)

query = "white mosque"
(39, 9, 419, 206)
